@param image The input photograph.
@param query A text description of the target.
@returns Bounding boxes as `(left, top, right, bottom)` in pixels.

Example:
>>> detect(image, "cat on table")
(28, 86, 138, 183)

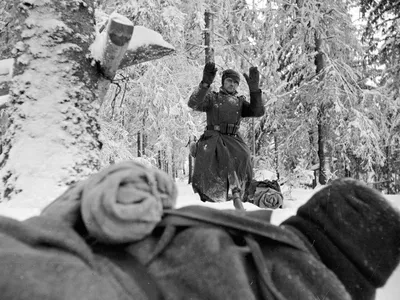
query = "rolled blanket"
(253, 188, 283, 209)
(244, 180, 283, 209)
(42, 161, 177, 244)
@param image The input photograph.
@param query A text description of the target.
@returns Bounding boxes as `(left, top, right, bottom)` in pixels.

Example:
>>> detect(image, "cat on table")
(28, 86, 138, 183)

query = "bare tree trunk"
(0, 0, 102, 206)
(274, 133, 279, 179)
(163, 150, 169, 174)
(137, 131, 142, 157)
(384, 145, 393, 194)
(158, 150, 162, 170)
(142, 132, 147, 156)
(254, 116, 266, 155)
(158, 150, 168, 174)
(188, 153, 193, 184)
(317, 112, 329, 184)
(204, 11, 215, 64)
(137, 117, 147, 158)
(308, 129, 318, 187)
(315, 31, 330, 185)
(171, 152, 176, 180)
(142, 118, 147, 156)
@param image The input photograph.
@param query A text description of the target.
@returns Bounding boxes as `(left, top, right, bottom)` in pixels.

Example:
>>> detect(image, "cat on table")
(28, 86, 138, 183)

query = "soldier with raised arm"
(188, 62, 265, 202)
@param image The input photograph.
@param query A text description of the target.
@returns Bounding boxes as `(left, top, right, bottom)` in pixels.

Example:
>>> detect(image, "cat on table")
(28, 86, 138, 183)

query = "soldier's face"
(223, 78, 239, 93)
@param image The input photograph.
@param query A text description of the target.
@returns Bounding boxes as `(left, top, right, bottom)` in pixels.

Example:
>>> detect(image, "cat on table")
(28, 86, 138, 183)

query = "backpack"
(244, 179, 284, 209)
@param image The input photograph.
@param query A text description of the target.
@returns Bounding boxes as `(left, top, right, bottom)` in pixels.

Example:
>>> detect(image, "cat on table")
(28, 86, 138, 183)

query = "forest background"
(1, 0, 399, 196)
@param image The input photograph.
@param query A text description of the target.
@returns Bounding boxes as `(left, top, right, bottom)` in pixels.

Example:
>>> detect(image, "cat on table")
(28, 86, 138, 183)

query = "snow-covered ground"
(0, 179, 399, 299)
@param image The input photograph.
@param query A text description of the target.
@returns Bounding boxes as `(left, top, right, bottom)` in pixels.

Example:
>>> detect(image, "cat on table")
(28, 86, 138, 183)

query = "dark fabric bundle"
(221, 69, 240, 85)
(253, 188, 283, 209)
(282, 178, 400, 300)
(244, 179, 283, 209)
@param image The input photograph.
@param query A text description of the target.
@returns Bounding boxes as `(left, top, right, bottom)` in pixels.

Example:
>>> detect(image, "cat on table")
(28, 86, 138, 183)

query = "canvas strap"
(160, 206, 307, 300)
(161, 206, 306, 251)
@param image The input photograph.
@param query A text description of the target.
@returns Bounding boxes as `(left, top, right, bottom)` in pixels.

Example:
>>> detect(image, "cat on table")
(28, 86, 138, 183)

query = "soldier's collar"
(219, 87, 238, 95)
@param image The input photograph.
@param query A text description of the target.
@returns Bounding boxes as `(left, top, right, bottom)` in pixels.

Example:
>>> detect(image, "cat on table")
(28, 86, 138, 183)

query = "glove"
(202, 62, 217, 85)
(243, 66, 260, 92)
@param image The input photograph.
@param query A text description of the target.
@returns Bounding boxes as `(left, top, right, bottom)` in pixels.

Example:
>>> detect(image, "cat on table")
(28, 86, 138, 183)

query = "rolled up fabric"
(43, 161, 178, 244)
(253, 188, 283, 209)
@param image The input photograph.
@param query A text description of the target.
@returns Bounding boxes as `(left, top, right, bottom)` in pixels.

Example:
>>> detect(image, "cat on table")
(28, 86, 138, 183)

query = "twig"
(110, 81, 121, 118)
(119, 82, 127, 108)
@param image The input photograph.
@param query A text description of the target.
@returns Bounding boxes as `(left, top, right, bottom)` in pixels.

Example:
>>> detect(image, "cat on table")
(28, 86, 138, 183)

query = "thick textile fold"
(42, 161, 177, 243)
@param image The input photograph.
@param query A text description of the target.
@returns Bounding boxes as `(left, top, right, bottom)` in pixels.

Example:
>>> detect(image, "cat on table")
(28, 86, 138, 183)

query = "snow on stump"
(90, 13, 175, 79)
(90, 13, 134, 80)
(119, 26, 175, 68)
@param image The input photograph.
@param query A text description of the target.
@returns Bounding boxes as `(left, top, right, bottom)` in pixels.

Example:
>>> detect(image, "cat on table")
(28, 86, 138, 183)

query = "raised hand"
(202, 62, 218, 85)
(243, 66, 260, 92)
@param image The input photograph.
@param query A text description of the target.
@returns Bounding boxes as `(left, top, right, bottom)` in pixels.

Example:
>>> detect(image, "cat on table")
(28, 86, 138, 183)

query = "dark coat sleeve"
(241, 90, 265, 117)
(188, 84, 214, 112)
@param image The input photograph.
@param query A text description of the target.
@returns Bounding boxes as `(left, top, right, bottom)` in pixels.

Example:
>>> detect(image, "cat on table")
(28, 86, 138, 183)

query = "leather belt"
(206, 124, 239, 135)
